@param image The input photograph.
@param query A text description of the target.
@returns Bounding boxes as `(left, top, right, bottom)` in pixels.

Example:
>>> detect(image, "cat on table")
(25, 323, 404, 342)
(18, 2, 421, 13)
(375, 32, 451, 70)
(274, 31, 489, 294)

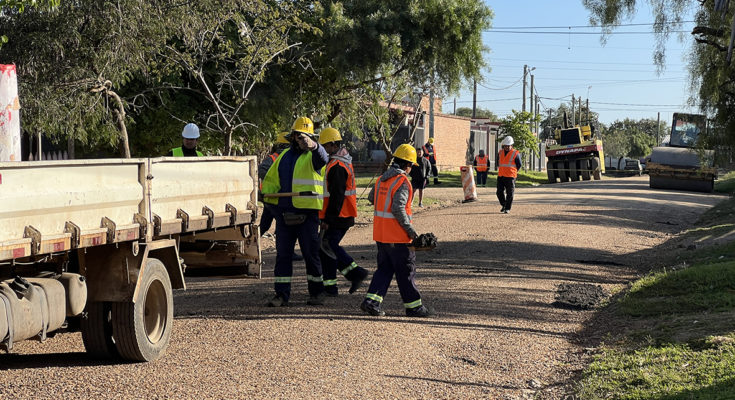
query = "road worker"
(497, 136, 522, 214)
(261, 117, 329, 306)
(258, 131, 290, 237)
(422, 137, 440, 185)
(167, 123, 203, 156)
(473, 149, 490, 187)
(361, 144, 431, 318)
(318, 127, 368, 296)
(409, 147, 431, 207)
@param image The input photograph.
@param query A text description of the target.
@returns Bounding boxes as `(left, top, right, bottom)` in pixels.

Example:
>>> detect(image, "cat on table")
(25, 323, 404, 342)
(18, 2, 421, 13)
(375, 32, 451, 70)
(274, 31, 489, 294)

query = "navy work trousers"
(320, 227, 356, 293)
(273, 210, 324, 301)
(496, 176, 516, 210)
(365, 242, 421, 308)
(476, 171, 488, 185)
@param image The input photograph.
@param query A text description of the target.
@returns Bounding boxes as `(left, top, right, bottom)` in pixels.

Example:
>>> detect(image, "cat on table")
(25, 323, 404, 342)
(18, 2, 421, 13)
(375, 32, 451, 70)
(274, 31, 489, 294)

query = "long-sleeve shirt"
(368, 165, 417, 239)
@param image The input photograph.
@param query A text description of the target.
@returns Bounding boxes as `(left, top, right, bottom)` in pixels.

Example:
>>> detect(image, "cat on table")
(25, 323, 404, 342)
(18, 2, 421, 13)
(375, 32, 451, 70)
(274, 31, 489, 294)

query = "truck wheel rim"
(144, 280, 167, 344)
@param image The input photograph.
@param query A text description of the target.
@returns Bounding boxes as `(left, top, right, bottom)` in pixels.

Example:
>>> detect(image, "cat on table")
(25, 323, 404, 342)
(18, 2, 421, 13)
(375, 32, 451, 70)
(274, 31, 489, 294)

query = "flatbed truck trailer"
(0, 156, 261, 361)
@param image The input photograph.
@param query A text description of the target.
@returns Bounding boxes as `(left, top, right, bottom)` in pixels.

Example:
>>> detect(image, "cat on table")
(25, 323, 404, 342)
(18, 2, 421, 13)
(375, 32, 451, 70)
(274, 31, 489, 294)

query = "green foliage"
(714, 171, 735, 195)
(498, 110, 541, 161)
(454, 106, 498, 120)
(601, 118, 666, 158)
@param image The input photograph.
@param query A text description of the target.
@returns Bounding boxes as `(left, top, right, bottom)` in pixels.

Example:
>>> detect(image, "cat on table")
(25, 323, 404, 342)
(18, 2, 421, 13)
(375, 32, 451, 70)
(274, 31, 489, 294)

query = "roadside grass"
(715, 171, 735, 195)
(415, 169, 548, 188)
(354, 173, 444, 216)
(578, 195, 735, 399)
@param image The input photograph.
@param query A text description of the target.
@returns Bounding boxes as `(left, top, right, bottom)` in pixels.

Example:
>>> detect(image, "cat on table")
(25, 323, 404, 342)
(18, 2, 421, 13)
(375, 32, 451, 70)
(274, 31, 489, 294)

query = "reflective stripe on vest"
(171, 147, 203, 157)
(373, 174, 413, 243)
(475, 155, 489, 172)
(319, 158, 358, 219)
(498, 149, 519, 178)
(261, 148, 324, 209)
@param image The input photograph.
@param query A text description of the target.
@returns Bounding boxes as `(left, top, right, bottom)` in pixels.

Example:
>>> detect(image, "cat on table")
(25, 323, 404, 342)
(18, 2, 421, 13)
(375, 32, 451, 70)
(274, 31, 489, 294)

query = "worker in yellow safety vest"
(261, 117, 330, 307)
(318, 127, 368, 296)
(167, 123, 203, 156)
(258, 131, 294, 239)
(360, 144, 431, 318)
(497, 136, 522, 214)
(473, 149, 490, 187)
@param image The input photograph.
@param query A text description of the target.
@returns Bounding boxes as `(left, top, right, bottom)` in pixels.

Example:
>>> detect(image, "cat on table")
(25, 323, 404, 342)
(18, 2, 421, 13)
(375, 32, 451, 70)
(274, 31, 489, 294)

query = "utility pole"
(586, 98, 589, 124)
(529, 74, 534, 117)
(571, 94, 575, 126)
(472, 79, 477, 119)
(429, 86, 435, 139)
(535, 95, 540, 170)
(522, 65, 527, 112)
(578, 97, 582, 125)
(453, 97, 457, 115)
(656, 112, 661, 145)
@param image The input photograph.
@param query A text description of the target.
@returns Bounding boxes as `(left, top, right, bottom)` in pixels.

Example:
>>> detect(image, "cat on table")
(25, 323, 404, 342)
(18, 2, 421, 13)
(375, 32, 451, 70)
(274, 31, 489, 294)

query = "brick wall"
(414, 113, 471, 172)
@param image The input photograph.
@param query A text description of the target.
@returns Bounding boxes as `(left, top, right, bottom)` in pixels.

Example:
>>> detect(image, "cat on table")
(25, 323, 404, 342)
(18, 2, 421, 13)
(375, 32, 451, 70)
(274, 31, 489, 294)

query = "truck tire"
(81, 301, 119, 359)
(591, 157, 602, 180)
(546, 161, 556, 183)
(581, 159, 591, 180)
(556, 161, 568, 182)
(112, 258, 173, 362)
(570, 161, 580, 181)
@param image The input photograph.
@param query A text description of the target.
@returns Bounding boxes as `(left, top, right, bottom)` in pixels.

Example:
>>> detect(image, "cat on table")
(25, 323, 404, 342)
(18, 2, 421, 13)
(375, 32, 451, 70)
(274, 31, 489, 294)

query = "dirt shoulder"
(1, 176, 726, 400)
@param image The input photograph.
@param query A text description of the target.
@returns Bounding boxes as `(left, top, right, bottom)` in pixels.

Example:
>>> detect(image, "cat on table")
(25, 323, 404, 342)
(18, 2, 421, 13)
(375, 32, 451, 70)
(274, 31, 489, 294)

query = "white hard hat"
(501, 136, 514, 146)
(182, 123, 200, 139)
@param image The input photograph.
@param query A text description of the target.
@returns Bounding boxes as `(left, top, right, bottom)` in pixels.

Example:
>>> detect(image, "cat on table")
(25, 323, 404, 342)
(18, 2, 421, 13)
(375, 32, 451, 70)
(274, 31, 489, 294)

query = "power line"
(489, 21, 695, 30)
(477, 78, 522, 91)
(486, 30, 690, 35)
(489, 57, 684, 66)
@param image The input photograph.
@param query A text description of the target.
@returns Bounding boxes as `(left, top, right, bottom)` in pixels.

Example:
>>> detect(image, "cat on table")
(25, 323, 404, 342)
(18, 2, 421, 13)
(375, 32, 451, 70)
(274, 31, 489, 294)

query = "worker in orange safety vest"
(497, 136, 522, 214)
(318, 127, 368, 296)
(473, 149, 490, 187)
(361, 144, 431, 318)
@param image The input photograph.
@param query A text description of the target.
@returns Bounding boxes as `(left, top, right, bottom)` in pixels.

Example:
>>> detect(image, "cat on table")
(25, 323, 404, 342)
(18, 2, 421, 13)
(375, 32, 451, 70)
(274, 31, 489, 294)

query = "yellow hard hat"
(291, 116, 314, 136)
(318, 127, 342, 144)
(428, 137, 434, 144)
(393, 143, 418, 166)
(276, 131, 289, 144)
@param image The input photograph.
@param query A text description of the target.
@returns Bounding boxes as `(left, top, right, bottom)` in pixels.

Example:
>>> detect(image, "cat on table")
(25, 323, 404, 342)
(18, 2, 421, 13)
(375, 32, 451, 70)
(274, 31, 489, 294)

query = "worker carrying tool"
(361, 144, 431, 318)
(422, 137, 440, 185)
(261, 117, 329, 307)
(497, 136, 521, 214)
(168, 123, 203, 156)
(318, 127, 368, 296)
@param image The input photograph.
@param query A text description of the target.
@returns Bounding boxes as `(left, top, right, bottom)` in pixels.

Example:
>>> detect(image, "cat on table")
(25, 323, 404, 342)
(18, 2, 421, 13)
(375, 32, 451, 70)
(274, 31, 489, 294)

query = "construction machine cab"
(669, 113, 706, 148)
(554, 124, 594, 146)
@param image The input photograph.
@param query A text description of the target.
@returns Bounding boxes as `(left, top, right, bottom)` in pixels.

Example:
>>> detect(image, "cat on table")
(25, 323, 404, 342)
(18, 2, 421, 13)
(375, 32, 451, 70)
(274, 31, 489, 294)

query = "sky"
(448, 1, 699, 126)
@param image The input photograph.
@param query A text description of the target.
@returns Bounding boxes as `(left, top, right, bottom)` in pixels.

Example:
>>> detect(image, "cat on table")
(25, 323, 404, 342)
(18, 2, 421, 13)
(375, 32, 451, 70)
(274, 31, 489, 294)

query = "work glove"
(296, 133, 317, 151)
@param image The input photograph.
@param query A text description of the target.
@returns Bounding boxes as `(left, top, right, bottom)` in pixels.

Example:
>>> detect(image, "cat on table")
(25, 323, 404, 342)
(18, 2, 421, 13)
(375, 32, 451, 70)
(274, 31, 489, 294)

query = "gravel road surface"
(0, 176, 725, 399)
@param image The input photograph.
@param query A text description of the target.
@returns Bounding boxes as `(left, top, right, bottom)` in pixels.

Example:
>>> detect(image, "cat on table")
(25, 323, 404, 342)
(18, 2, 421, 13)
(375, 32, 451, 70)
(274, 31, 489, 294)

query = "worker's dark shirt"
(324, 162, 354, 229)
(276, 143, 329, 212)
(166, 146, 200, 157)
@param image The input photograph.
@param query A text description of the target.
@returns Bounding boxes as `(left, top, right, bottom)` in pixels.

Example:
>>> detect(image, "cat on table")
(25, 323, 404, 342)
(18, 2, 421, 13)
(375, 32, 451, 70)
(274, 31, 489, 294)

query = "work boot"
(267, 294, 288, 307)
(360, 299, 385, 317)
(503, 209, 510, 214)
(324, 287, 338, 297)
(406, 305, 431, 318)
(347, 267, 369, 294)
(307, 292, 326, 306)
(500, 207, 506, 213)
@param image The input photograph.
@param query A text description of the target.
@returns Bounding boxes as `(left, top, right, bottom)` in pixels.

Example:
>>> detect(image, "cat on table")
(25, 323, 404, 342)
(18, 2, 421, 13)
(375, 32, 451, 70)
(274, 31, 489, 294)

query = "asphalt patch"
(553, 283, 608, 310)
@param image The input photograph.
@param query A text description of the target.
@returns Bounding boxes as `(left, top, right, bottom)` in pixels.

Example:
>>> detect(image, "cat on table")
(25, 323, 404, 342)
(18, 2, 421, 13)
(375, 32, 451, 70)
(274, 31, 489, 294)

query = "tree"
(455, 107, 498, 120)
(540, 101, 601, 140)
(582, 1, 735, 159)
(498, 110, 540, 168)
(601, 117, 666, 158)
(1, 1, 180, 157)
